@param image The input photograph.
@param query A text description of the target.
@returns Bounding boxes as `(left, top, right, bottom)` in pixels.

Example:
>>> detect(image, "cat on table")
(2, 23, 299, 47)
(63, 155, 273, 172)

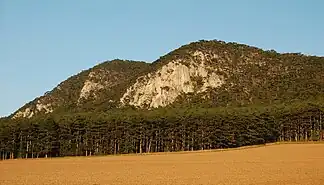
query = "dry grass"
(1, 143, 324, 185)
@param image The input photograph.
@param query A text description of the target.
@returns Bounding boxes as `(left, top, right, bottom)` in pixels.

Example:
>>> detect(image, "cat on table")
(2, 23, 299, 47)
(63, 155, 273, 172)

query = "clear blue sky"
(1, 0, 323, 117)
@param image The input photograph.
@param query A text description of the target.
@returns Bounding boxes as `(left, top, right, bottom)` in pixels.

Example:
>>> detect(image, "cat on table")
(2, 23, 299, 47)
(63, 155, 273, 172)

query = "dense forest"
(1, 101, 323, 160)
(2, 40, 324, 160)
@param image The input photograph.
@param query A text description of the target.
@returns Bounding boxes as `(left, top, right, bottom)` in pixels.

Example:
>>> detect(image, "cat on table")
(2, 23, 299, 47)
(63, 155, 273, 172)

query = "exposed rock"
(78, 70, 123, 103)
(36, 102, 53, 114)
(120, 52, 225, 108)
(78, 79, 104, 102)
(13, 108, 34, 119)
(13, 101, 53, 119)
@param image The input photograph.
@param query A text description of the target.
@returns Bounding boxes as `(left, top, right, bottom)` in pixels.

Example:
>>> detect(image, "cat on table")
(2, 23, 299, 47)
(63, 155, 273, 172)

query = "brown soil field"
(1, 143, 324, 185)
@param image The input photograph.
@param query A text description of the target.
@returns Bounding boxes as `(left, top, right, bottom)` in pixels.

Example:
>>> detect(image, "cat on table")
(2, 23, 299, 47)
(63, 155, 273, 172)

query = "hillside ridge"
(11, 39, 324, 118)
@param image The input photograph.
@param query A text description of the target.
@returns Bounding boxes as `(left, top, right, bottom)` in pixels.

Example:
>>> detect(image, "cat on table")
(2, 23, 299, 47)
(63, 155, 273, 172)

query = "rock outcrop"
(120, 52, 225, 108)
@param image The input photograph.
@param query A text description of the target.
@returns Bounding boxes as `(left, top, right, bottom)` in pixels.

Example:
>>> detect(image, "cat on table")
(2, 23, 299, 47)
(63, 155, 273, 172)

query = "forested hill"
(12, 40, 324, 119)
(1, 40, 324, 159)
(12, 59, 151, 118)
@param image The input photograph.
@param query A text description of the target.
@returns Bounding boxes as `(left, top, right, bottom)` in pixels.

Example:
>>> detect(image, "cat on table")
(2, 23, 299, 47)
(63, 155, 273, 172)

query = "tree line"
(0, 102, 323, 160)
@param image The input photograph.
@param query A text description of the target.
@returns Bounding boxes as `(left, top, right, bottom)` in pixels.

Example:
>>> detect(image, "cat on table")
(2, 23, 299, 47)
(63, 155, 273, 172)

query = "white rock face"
(120, 53, 225, 108)
(13, 101, 53, 119)
(13, 108, 34, 119)
(79, 80, 104, 101)
(78, 71, 104, 103)
(36, 102, 53, 114)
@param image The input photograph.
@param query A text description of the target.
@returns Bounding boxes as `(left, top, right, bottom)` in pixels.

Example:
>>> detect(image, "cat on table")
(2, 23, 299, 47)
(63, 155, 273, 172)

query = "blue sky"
(1, 0, 323, 117)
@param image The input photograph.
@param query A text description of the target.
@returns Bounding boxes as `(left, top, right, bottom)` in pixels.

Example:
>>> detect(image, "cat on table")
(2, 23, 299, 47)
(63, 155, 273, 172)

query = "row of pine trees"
(0, 103, 323, 160)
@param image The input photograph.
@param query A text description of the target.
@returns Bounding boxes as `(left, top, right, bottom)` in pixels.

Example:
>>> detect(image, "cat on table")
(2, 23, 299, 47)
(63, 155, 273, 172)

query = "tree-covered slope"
(12, 40, 324, 118)
(169, 41, 324, 108)
(12, 59, 150, 118)
(122, 40, 324, 109)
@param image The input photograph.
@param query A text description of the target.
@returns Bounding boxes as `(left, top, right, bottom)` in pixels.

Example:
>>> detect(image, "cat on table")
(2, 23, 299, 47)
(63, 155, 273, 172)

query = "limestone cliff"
(120, 52, 225, 108)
